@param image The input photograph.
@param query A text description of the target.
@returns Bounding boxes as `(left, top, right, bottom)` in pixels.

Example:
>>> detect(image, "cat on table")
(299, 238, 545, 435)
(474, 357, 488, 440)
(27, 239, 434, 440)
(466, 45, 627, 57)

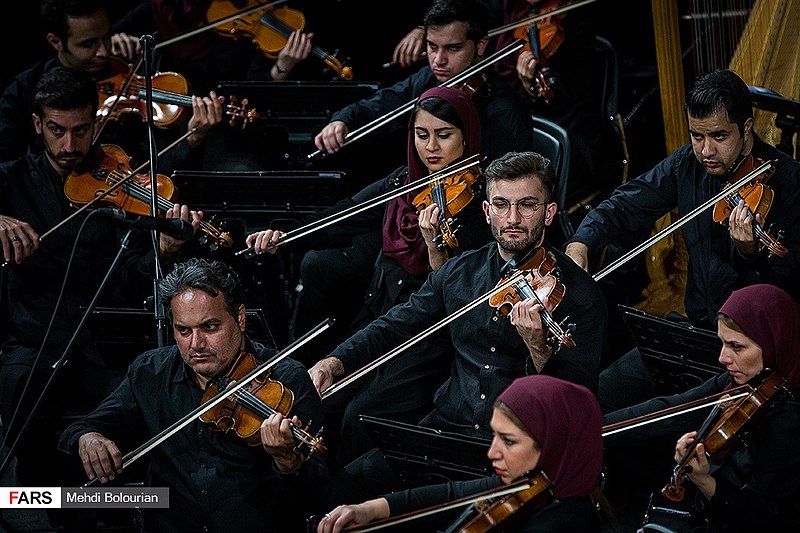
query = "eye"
(519, 201, 538, 209)
(492, 200, 510, 210)
(437, 132, 451, 139)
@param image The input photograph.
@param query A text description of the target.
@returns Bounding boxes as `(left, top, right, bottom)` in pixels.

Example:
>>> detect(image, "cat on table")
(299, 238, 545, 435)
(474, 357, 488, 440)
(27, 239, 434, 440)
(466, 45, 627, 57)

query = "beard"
(491, 220, 545, 255)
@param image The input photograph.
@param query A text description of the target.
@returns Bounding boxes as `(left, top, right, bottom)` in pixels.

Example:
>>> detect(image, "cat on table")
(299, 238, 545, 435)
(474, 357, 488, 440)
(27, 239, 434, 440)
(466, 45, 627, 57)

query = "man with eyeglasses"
(309, 151, 607, 504)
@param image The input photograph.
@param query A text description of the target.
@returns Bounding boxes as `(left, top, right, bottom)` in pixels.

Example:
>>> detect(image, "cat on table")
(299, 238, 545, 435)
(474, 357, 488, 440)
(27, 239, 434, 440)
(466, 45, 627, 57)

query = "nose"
(96, 38, 111, 58)
(506, 202, 523, 224)
(718, 346, 733, 366)
(190, 330, 207, 351)
(700, 139, 716, 158)
(487, 436, 501, 460)
(426, 136, 440, 153)
(432, 48, 447, 66)
(63, 131, 79, 152)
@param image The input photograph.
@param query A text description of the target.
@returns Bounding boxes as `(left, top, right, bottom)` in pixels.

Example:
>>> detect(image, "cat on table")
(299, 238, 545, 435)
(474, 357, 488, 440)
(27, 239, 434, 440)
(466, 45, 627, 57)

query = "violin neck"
(137, 87, 193, 108)
(259, 11, 336, 64)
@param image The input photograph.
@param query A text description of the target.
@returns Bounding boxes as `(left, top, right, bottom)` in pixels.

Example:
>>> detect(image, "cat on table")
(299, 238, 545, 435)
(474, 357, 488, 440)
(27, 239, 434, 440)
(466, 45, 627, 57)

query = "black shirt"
(331, 241, 607, 439)
(59, 338, 330, 533)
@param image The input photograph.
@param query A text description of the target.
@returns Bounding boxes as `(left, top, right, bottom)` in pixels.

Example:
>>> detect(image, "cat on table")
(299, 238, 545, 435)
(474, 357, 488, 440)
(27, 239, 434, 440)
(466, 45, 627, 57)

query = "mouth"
(703, 160, 722, 170)
(426, 157, 442, 165)
(494, 467, 506, 476)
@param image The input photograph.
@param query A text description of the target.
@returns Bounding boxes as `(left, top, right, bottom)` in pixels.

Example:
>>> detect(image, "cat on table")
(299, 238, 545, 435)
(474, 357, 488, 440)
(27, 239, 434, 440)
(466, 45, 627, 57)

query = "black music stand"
(619, 305, 723, 394)
(749, 85, 800, 160)
(359, 415, 493, 486)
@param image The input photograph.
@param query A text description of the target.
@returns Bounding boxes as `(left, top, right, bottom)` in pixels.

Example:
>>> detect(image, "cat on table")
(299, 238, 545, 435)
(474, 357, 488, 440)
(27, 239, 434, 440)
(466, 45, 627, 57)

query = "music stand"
(359, 415, 492, 486)
(619, 305, 723, 394)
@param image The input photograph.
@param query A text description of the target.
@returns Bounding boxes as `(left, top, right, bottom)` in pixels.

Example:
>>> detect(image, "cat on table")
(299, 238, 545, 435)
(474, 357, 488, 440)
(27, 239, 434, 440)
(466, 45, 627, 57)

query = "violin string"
(514, 275, 568, 343)
(233, 388, 315, 445)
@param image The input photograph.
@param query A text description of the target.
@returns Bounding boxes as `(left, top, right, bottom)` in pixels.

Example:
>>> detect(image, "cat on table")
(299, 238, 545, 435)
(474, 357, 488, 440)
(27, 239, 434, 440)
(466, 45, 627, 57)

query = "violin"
(489, 247, 576, 350)
(413, 165, 482, 252)
(445, 471, 554, 533)
(96, 57, 259, 129)
(206, 0, 353, 80)
(712, 154, 787, 258)
(513, 0, 567, 101)
(200, 350, 326, 454)
(661, 369, 787, 502)
(63, 144, 234, 249)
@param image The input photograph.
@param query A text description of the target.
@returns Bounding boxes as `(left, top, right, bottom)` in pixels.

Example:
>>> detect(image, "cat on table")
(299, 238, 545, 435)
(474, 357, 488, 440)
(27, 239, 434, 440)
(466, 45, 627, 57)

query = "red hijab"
(718, 284, 800, 388)
(152, 0, 214, 61)
(382, 87, 481, 275)
(497, 375, 603, 498)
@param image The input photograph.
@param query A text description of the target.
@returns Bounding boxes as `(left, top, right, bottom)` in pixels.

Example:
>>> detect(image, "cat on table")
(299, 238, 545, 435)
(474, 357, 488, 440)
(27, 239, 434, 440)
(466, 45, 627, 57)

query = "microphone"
(95, 208, 195, 240)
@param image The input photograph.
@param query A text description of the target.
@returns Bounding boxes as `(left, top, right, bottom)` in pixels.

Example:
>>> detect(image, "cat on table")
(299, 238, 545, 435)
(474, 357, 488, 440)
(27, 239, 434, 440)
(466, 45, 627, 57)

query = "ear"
(46, 33, 63, 53)
(237, 304, 246, 333)
(482, 199, 491, 224)
(32, 113, 43, 134)
(743, 117, 754, 139)
(543, 202, 558, 227)
(475, 36, 489, 59)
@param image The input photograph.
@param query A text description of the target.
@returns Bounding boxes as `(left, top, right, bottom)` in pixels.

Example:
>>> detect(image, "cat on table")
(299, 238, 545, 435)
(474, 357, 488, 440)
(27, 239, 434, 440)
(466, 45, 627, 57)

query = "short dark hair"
(484, 151, 556, 202)
(41, 0, 106, 42)
(409, 96, 465, 133)
(683, 69, 753, 136)
(34, 66, 99, 116)
(159, 258, 244, 322)
(423, 0, 489, 42)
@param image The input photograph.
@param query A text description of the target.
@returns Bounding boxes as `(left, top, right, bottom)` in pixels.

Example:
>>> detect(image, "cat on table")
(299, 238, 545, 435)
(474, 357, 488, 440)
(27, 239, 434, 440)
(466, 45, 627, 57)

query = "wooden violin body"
(200, 350, 326, 453)
(96, 57, 259, 129)
(206, 0, 353, 80)
(513, 0, 567, 101)
(413, 166, 481, 251)
(489, 247, 576, 349)
(63, 144, 234, 248)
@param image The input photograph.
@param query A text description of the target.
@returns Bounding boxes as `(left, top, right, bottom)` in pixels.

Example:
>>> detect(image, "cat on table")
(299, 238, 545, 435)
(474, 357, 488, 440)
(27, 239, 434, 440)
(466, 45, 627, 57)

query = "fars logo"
(0, 487, 61, 508)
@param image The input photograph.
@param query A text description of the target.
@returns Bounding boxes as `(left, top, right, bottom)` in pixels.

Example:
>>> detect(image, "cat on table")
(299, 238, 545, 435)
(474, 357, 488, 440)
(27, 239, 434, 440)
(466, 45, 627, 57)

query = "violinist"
(245, 86, 490, 464)
(318, 375, 604, 533)
(59, 258, 330, 532)
(0, 0, 224, 170)
(604, 284, 800, 531)
(309, 151, 606, 503)
(0, 67, 197, 529)
(565, 69, 800, 413)
(313, 0, 533, 166)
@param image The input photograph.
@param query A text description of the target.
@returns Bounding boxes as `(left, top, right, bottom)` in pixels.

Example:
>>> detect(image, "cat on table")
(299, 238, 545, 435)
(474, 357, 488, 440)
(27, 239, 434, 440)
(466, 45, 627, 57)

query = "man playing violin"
(60, 258, 330, 532)
(0, 66, 200, 529)
(309, 151, 606, 503)
(313, 0, 533, 175)
(0, 0, 224, 169)
(604, 284, 800, 531)
(565, 69, 800, 413)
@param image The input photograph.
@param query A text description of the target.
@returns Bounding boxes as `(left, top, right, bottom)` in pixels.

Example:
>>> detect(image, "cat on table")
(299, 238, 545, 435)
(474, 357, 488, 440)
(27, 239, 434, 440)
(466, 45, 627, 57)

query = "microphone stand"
(140, 34, 169, 348)
(0, 230, 135, 479)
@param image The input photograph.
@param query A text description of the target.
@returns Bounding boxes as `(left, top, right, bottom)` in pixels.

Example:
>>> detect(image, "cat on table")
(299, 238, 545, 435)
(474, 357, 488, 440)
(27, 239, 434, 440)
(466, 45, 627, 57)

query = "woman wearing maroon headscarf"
(605, 284, 800, 531)
(317, 375, 604, 532)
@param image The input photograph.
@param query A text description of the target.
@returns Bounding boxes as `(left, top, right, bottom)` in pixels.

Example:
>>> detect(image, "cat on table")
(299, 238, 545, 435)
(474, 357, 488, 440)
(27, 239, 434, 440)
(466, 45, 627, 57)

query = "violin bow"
(153, 0, 287, 51)
(307, 39, 525, 160)
(322, 271, 527, 399)
(593, 159, 774, 281)
(83, 318, 333, 487)
(93, 54, 145, 145)
(344, 479, 535, 532)
(235, 155, 484, 259)
(486, 0, 596, 37)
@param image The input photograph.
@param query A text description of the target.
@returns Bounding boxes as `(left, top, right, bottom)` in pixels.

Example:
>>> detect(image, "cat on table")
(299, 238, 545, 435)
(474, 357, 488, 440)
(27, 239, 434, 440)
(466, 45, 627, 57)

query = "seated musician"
(317, 375, 605, 533)
(0, 67, 197, 515)
(564, 69, 800, 413)
(59, 258, 329, 532)
(309, 151, 606, 503)
(604, 283, 800, 531)
(0, 0, 224, 169)
(244, 86, 491, 465)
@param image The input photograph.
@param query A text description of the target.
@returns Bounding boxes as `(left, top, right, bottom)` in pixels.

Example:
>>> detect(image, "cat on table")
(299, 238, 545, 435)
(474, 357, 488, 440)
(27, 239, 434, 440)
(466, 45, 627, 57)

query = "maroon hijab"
(382, 86, 482, 275)
(497, 375, 603, 498)
(718, 284, 800, 388)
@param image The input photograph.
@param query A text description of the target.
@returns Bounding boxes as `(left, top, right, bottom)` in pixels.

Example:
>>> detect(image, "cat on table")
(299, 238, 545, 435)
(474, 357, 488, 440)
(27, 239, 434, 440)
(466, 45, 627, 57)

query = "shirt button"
(484, 364, 490, 369)
(492, 316, 498, 322)
(474, 424, 480, 430)
(397, 279, 403, 285)
(201, 489, 208, 495)
(490, 347, 496, 352)
(200, 463, 206, 468)
(480, 394, 486, 400)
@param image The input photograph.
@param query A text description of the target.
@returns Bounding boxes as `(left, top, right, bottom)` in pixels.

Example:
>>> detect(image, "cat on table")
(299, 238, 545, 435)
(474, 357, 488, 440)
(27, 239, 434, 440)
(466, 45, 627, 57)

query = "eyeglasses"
(488, 198, 544, 218)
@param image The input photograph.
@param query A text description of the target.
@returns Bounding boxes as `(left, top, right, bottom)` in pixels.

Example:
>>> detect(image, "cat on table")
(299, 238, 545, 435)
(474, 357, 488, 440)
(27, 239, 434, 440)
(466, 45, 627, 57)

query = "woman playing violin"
(318, 375, 604, 532)
(244, 86, 490, 464)
(59, 258, 330, 532)
(605, 284, 800, 531)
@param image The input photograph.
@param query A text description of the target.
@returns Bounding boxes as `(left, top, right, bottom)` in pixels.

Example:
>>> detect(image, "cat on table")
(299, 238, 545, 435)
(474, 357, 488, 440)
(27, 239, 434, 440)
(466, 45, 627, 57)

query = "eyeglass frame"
(485, 197, 547, 218)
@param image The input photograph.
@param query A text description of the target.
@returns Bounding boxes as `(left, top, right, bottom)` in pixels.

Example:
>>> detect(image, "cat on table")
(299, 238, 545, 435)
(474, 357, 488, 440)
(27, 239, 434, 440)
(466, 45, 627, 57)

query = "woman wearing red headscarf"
(317, 374, 604, 532)
(605, 283, 800, 531)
